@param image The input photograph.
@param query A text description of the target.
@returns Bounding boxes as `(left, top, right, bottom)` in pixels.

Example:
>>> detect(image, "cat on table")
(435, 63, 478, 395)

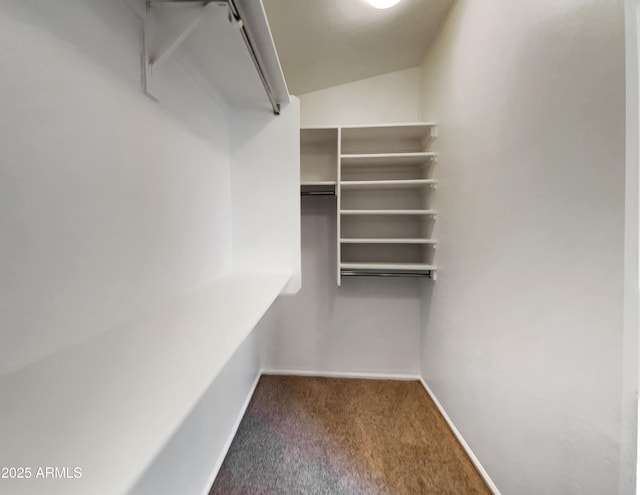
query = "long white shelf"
(0, 271, 290, 495)
(339, 122, 437, 129)
(340, 152, 437, 166)
(340, 262, 436, 271)
(340, 209, 436, 216)
(341, 179, 436, 189)
(340, 238, 437, 244)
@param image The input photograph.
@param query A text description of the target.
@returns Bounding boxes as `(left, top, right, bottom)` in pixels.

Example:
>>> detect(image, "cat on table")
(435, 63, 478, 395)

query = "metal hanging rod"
(143, 0, 281, 115)
(301, 191, 335, 196)
(341, 270, 436, 280)
(227, 0, 280, 115)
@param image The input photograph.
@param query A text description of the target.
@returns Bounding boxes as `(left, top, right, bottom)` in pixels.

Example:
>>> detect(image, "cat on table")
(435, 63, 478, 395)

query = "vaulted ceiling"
(263, 0, 455, 95)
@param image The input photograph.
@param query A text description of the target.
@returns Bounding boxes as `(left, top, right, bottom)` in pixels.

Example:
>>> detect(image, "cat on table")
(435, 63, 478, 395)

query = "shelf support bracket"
(139, 0, 225, 101)
(148, 1, 224, 73)
(140, 11, 158, 101)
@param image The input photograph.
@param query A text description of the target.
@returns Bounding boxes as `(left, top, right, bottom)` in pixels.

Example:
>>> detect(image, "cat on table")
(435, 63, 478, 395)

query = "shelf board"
(340, 123, 437, 143)
(340, 209, 436, 216)
(341, 179, 436, 189)
(340, 152, 437, 166)
(0, 272, 290, 495)
(339, 122, 437, 129)
(340, 238, 437, 245)
(301, 181, 337, 186)
(340, 262, 437, 271)
(301, 126, 339, 131)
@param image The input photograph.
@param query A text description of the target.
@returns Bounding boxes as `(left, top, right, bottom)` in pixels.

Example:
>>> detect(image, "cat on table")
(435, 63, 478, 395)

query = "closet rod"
(226, 0, 281, 115)
(301, 191, 335, 196)
(341, 270, 435, 279)
(147, 0, 281, 115)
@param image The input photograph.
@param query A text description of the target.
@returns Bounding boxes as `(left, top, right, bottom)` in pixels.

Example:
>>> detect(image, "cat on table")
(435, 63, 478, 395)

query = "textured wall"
(419, 0, 627, 493)
(298, 67, 422, 127)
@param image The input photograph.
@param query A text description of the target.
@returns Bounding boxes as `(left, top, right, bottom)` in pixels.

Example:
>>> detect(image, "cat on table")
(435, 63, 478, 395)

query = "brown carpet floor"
(210, 375, 491, 495)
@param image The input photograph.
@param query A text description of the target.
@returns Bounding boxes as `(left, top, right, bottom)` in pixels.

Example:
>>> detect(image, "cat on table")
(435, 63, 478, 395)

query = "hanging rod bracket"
(136, 0, 282, 115)
(149, 6, 213, 72)
(141, 0, 225, 100)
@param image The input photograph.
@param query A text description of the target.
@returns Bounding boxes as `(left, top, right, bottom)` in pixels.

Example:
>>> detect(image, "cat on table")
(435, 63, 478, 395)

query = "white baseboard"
(261, 368, 420, 381)
(419, 377, 501, 495)
(199, 371, 262, 495)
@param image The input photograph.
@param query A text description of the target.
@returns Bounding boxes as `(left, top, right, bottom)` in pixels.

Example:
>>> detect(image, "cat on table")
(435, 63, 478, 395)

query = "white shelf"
(301, 126, 341, 131)
(0, 271, 290, 495)
(340, 238, 437, 245)
(301, 180, 337, 186)
(340, 122, 437, 141)
(341, 179, 436, 189)
(339, 122, 437, 129)
(340, 152, 437, 166)
(340, 209, 436, 216)
(340, 262, 436, 271)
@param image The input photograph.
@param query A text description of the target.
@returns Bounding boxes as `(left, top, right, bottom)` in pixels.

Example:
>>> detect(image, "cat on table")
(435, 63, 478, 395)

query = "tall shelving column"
(336, 127, 342, 286)
(337, 123, 438, 286)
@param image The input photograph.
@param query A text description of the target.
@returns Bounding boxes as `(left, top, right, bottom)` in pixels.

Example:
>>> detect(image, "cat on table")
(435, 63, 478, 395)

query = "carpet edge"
(418, 377, 502, 495)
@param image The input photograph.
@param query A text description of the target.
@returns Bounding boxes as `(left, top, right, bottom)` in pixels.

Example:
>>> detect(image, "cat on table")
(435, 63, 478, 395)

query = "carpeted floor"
(210, 375, 491, 495)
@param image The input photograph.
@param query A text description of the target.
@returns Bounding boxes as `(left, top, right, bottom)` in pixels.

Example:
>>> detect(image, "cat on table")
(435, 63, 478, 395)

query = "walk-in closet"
(0, 0, 635, 494)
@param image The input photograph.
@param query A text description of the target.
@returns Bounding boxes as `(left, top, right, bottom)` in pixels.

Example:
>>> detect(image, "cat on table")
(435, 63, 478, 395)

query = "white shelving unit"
(0, 272, 291, 495)
(339, 123, 438, 284)
(300, 122, 439, 285)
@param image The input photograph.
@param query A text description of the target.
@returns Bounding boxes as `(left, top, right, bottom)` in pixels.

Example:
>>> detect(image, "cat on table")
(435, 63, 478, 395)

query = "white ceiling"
(263, 0, 455, 95)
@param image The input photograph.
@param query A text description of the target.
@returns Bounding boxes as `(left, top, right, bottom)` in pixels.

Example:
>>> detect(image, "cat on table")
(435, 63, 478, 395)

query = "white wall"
(298, 66, 422, 127)
(419, 1, 627, 494)
(0, 0, 232, 374)
(623, 1, 640, 491)
(263, 69, 424, 376)
(263, 195, 423, 376)
(230, 99, 302, 294)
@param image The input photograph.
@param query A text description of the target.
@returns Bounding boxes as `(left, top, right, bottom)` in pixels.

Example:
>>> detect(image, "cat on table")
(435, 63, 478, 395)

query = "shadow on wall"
(419, 279, 434, 373)
(264, 196, 424, 374)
